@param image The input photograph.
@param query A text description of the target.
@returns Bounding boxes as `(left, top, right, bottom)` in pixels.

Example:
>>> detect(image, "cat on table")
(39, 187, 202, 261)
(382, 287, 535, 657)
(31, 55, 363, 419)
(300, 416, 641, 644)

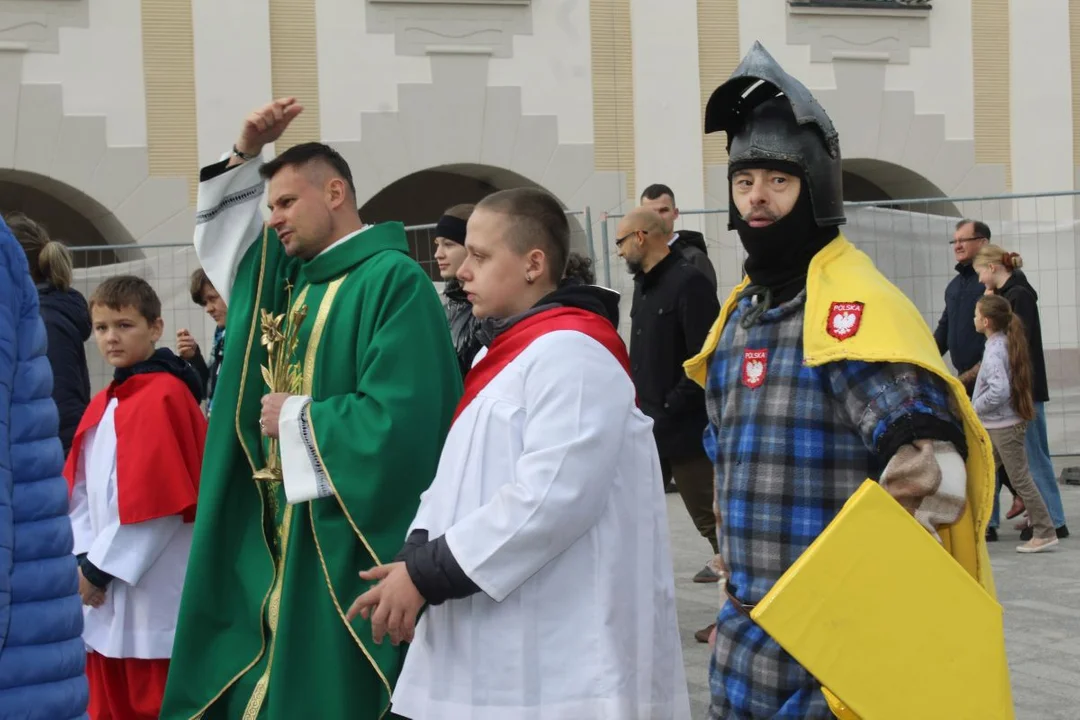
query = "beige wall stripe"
(140, 0, 200, 205)
(972, 0, 1012, 190)
(1071, 0, 1080, 174)
(268, 0, 322, 150)
(697, 0, 740, 177)
(590, 0, 635, 199)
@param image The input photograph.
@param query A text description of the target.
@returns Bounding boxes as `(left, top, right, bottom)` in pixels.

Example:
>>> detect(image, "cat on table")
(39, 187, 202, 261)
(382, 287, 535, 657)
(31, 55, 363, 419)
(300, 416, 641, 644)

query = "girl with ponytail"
(972, 295, 1057, 552)
(974, 244, 1068, 540)
(4, 212, 91, 455)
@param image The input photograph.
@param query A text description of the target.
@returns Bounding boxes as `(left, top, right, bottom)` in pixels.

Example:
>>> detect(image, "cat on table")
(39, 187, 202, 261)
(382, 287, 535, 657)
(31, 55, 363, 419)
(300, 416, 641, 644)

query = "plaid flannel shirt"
(705, 291, 961, 720)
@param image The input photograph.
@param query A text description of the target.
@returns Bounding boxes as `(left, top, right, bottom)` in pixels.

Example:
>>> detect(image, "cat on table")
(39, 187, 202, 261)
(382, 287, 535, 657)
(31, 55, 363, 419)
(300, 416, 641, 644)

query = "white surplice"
(391, 329, 691, 720)
(68, 398, 193, 659)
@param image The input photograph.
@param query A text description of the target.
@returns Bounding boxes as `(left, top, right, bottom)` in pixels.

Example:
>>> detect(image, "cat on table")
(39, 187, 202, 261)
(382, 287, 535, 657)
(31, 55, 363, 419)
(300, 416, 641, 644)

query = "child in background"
(65, 275, 207, 719)
(971, 294, 1057, 553)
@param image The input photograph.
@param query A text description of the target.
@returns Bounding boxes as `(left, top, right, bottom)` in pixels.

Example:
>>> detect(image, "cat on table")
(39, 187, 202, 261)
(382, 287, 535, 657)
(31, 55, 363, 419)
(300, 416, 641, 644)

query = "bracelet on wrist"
(232, 144, 259, 161)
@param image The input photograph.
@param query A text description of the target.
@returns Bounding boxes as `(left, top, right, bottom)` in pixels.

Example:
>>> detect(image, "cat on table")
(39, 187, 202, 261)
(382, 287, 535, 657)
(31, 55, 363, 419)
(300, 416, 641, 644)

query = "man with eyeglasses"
(935, 219, 991, 391)
(616, 207, 722, 630)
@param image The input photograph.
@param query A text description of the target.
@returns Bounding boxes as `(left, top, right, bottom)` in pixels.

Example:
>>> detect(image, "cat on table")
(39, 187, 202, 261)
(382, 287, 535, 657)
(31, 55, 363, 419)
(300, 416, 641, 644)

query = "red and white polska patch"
(827, 301, 865, 341)
(742, 349, 768, 390)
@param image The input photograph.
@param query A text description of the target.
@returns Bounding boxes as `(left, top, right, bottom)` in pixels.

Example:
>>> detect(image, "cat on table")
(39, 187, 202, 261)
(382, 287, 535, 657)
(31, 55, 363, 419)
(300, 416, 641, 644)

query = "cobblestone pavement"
(670, 475, 1080, 719)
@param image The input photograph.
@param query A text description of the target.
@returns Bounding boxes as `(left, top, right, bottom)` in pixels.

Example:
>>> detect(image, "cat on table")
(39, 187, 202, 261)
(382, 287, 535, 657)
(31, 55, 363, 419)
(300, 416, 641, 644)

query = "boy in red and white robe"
(65, 276, 206, 719)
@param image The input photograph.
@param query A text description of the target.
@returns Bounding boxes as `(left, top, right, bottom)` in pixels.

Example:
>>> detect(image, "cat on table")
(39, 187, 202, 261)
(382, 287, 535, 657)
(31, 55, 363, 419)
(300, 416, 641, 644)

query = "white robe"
(68, 397, 193, 659)
(391, 329, 691, 720)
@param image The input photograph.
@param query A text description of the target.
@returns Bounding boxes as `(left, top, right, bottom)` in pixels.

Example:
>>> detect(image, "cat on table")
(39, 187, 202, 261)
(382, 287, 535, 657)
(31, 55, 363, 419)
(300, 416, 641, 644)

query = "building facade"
(3, 0, 1077, 254)
(4, 0, 1080, 457)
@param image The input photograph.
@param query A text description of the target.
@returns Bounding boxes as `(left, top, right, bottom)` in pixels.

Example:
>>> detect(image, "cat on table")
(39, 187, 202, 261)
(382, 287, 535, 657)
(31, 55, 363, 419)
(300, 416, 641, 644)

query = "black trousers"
(660, 454, 719, 555)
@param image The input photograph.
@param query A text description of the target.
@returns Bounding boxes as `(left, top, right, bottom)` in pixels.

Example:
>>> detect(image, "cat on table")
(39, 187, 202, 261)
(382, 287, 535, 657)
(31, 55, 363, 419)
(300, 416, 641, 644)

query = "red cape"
(452, 306, 634, 425)
(64, 373, 206, 525)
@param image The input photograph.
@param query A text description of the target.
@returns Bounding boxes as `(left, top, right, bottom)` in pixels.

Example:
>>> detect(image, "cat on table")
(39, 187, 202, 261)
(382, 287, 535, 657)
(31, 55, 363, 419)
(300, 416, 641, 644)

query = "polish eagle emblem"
(827, 302, 865, 341)
(742, 349, 768, 389)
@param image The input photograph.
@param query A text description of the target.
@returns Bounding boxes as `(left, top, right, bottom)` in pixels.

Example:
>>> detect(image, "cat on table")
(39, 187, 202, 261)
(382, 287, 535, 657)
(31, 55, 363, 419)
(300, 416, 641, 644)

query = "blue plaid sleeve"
(824, 361, 964, 460)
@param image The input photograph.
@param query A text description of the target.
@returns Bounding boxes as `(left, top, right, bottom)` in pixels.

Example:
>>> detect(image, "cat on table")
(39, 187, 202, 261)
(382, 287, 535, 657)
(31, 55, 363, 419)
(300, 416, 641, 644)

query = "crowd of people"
(0, 41, 1057, 720)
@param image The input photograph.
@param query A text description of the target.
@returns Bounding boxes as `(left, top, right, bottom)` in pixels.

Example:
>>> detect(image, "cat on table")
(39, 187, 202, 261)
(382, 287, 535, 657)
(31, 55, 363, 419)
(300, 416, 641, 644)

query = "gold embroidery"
(305, 408, 384, 567)
(298, 273, 394, 709)
(310, 502, 393, 714)
(238, 275, 341, 717)
(235, 226, 270, 474)
(189, 228, 276, 720)
(302, 276, 343, 393)
(242, 502, 295, 719)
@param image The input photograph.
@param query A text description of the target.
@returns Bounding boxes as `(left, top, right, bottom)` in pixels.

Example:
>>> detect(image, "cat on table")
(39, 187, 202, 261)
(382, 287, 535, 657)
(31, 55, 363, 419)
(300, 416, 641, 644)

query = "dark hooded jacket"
(671, 230, 717, 291)
(37, 284, 92, 454)
(995, 270, 1049, 403)
(630, 251, 719, 461)
(443, 280, 485, 377)
(394, 282, 622, 607)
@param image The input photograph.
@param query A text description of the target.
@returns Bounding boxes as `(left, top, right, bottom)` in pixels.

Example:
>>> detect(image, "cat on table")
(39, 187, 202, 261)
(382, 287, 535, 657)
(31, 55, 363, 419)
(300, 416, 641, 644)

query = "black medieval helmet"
(705, 42, 845, 230)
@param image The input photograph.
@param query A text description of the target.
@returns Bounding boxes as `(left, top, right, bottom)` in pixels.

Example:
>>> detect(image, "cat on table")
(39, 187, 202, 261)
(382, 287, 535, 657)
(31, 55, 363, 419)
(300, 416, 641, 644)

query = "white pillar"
(192, 0, 274, 167)
(629, 0, 706, 211)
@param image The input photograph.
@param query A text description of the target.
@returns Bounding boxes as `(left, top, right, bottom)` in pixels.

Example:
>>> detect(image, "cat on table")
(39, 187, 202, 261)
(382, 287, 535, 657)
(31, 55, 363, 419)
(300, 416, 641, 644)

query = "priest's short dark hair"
(478, 188, 569, 283)
(261, 142, 357, 200)
(91, 275, 162, 324)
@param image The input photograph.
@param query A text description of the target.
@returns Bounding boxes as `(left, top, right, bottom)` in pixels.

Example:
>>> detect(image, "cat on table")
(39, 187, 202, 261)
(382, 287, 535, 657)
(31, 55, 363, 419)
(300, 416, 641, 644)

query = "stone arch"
(0, 64, 195, 260)
(329, 54, 628, 266)
(842, 158, 961, 217)
(359, 162, 590, 279)
(816, 60, 1007, 207)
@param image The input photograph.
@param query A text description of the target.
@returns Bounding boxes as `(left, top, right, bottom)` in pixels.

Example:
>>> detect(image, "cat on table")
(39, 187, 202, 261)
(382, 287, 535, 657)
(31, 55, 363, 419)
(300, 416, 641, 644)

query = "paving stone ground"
(669, 461, 1080, 719)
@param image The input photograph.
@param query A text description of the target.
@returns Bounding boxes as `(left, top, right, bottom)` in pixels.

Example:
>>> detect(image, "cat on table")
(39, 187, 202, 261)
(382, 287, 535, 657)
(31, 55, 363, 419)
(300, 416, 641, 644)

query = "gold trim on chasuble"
(298, 275, 396, 712)
(190, 228, 276, 720)
(240, 279, 316, 719)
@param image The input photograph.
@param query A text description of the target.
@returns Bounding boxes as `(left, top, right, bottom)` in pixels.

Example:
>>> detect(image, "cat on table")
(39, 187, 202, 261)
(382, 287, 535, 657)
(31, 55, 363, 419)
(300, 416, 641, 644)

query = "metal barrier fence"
(66, 190, 1080, 456)
(597, 190, 1080, 458)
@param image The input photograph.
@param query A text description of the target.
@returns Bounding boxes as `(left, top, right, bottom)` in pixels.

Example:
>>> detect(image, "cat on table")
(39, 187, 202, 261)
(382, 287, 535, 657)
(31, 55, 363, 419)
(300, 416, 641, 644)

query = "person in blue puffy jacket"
(0, 214, 88, 719)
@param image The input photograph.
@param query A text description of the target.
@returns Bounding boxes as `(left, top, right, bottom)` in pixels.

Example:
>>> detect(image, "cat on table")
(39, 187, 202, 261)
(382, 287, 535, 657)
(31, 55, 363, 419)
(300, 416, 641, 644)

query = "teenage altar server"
(348, 188, 691, 720)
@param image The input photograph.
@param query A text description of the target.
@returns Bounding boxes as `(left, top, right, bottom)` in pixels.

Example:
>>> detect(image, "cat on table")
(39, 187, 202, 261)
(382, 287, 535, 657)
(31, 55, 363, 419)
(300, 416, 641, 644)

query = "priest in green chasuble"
(159, 99, 463, 720)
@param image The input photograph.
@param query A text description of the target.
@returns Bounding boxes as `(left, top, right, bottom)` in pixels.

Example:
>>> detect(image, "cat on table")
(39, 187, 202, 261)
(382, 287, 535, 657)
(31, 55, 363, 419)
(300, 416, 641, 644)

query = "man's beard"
(625, 258, 643, 275)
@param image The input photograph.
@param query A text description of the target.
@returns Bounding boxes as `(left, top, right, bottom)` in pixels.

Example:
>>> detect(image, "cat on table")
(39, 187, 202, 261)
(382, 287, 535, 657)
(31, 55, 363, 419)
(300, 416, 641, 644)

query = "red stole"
(65, 373, 206, 525)
(452, 307, 633, 424)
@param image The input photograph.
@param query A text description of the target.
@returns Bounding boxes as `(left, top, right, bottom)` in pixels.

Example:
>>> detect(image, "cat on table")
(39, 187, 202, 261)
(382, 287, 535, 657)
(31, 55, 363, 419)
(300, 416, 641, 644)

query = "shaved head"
(618, 207, 666, 238)
(615, 207, 669, 275)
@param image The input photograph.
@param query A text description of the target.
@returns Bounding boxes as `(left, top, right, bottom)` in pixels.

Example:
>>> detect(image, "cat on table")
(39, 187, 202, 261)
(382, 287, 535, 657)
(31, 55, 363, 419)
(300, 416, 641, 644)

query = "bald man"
(617, 208, 722, 637)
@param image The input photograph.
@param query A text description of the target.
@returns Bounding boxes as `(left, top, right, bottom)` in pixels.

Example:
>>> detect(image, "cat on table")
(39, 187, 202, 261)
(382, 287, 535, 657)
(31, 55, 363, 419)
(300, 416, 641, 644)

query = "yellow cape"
(684, 234, 1004, 718)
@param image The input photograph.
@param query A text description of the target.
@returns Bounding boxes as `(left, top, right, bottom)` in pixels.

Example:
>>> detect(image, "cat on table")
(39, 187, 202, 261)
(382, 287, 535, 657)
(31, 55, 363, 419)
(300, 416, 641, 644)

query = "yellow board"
(749, 480, 1015, 720)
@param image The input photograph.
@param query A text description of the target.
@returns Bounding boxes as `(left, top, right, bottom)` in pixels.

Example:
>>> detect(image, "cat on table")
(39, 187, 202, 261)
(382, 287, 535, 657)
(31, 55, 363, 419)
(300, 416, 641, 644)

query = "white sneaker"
(1016, 537, 1059, 553)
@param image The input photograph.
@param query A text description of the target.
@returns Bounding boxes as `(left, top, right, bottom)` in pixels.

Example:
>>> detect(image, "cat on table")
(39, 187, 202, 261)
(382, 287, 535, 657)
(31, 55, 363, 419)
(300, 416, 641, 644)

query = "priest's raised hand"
(348, 563, 425, 647)
(229, 97, 304, 166)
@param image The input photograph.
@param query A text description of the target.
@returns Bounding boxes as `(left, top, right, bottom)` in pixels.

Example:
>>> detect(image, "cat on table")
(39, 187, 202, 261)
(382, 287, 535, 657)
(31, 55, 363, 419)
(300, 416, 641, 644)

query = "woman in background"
(974, 245, 1068, 541)
(7, 212, 91, 456)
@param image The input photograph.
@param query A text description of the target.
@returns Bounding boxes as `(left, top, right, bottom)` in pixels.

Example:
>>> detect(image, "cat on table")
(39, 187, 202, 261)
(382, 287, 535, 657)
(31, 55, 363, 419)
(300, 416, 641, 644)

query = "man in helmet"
(684, 43, 1003, 718)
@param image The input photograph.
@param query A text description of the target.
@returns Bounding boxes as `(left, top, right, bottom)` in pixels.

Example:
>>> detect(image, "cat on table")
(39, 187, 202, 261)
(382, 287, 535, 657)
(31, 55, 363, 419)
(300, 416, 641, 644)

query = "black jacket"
(671, 230, 717, 291)
(629, 252, 719, 461)
(996, 271, 1049, 403)
(443, 280, 484, 377)
(934, 263, 986, 375)
(37, 285, 91, 455)
(394, 282, 622, 607)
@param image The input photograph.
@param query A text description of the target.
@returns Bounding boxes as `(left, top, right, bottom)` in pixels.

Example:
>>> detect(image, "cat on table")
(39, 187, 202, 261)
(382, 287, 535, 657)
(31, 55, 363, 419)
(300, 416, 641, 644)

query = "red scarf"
(452, 306, 633, 424)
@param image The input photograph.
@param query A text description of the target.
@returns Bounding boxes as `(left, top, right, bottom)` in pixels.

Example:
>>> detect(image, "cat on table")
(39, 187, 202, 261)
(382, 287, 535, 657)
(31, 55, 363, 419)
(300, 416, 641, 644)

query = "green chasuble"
(161, 222, 463, 719)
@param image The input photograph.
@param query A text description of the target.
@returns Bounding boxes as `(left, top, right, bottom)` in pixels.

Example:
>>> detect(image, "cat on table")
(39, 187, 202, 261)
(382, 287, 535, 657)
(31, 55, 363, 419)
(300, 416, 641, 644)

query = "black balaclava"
(730, 160, 839, 308)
